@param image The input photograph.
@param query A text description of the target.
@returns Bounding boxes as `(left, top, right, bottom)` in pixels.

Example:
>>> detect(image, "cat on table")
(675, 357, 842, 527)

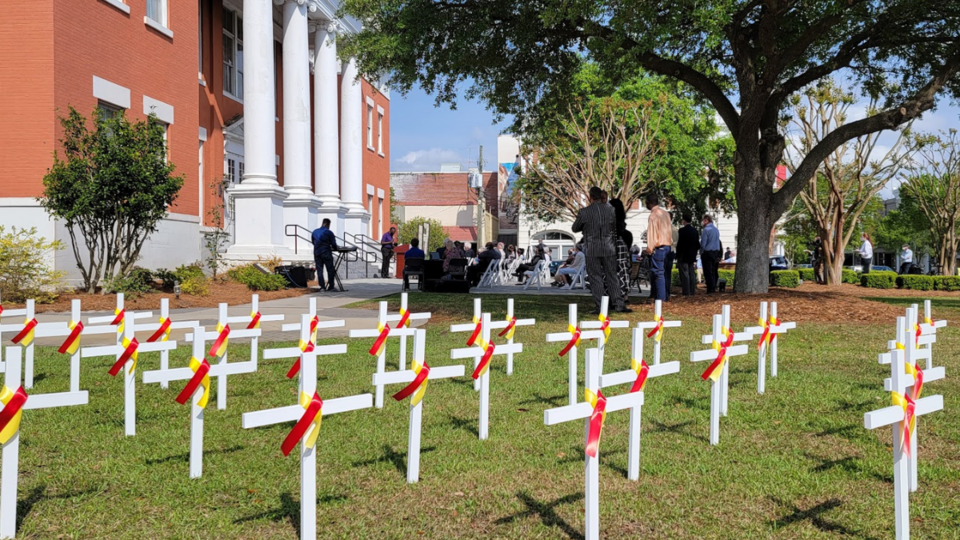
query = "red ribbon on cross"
(0, 386, 28, 444)
(11, 318, 38, 345)
(701, 328, 734, 382)
(109, 337, 139, 376)
(498, 316, 517, 339)
(247, 311, 262, 330)
(146, 317, 172, 343)
(466, 318, 482, 347)
(281, 392, 323, 456)
(393, 360, 430, 404)
(175, 357, 211, 408)
(57, 320, 84, 355)
(558, 325, 582, 356)
(397, 308, 411, 328)
(471, 340, 495, 379)
(630, 358, 650, 393)
(584, 389, 607, 458)
(369, 323, 390, 356)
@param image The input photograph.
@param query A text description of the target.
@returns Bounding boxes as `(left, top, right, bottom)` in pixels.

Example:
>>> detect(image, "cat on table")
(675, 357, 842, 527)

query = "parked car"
(794, 263, 812, 269)
(846, 264, 894, 273)
(769, 255, 791, 271)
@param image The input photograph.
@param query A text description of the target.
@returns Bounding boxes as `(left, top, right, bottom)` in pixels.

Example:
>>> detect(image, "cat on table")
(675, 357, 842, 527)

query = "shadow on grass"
(445, 415, 479, 437)
(815, 423, 873, 443)
(145, 445, 244, 466)
(17, 485, 97, 533)
(352, 444, 437, 477)
(518, 393, 567, 408)
(648, 419, 709, 444)
(669, 395, 708, 412)
(557, 445, 628, 478)
(769, 496, 878, 539)
(833, 398, 874, 413)
(495, 491, 585, 540)
(804, 452, 889, 484)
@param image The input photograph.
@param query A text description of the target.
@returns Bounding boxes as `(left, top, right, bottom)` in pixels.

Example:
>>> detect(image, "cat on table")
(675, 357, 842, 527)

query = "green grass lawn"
(9, 294, 960, 539)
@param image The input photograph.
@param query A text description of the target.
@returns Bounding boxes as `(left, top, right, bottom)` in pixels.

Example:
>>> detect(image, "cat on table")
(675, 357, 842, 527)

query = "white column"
(340, 56, 368, 234)
(314, 23, 341, 206)
(226, 0, 291, 258)
(280, 0, 313, 199)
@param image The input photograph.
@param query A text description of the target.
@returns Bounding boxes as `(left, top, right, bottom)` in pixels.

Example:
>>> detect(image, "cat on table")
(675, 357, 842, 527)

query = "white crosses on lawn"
(82, 310, 177, 436)
(578, 296, 630, 372)
(597, 327, 680, 480)
(242, 314, 372, 540)
(699, 305, 753, 416)
(390, 293, 431, 370)
(635, 299, 681, 366)
(450, 313, 523, 440)
(690, 313, 749, 445)
(450, 298, 533, 384)
(0, 297, 30, 374)
(545, 304, 607, 406)
(349, 302, 418, 408)
(280, 297, 345, 355)
(141, 325, 257, 478)
(0, 347, 88, 539)
(767, 302, 794, 378)
(863, 327, 944, 540)
(543, 349, 643, 540)
(371, 328, 464, 483)
(185, 303, 266, 410)
(744, 301, 796, 394)
(131, 298, 200, 389)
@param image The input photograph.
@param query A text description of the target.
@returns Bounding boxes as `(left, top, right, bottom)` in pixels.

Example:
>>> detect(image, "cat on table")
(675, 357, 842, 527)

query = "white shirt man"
(900, 245, 914, 274)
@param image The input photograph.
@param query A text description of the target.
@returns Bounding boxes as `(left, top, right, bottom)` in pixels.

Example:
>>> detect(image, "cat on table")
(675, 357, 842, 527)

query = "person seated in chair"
(406, 238, 425, 260)
(552, 244, 585, 288)
(467, 242, 501, 285)
(442, 239, 464, 274)
(515, 247, 545, 284)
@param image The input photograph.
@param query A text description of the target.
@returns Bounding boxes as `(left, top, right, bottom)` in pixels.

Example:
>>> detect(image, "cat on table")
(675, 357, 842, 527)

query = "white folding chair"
(478, 259, 499, 288)
(523, 260, 546, 290)
(570, 265, 587, 289)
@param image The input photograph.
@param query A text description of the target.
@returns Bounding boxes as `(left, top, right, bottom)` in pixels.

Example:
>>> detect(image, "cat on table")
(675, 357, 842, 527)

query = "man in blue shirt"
(311, 218, 338, 291)
(405, 237, 425, 259)
(699, 214, 722, 293)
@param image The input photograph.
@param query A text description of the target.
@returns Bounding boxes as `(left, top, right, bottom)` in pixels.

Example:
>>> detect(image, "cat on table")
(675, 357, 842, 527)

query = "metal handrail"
(284, 224, 314, 255)
(344, 232, 383, 266)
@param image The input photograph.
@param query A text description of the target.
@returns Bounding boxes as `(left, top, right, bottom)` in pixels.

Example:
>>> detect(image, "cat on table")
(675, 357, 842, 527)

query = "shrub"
(0, 226, 66, 303)
(671, 268, 680, 287)
(861, 271, 897, 289)
(798, 268, 814, 282)
(935, 276, 960, 291)
(228, 264, 288, 291)
(897, 275, 936, 291)
(718, 269, 735, 288)
(842, 269, 860, 284)
(770, 270, 800, 288)
(180, 275, 209, 296)
(103, 267, 155, 297)
(257, 255, 284, 273)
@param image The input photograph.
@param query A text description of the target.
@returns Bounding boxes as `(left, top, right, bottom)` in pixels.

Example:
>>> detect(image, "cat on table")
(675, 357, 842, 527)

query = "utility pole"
(476, 145, 485, 247)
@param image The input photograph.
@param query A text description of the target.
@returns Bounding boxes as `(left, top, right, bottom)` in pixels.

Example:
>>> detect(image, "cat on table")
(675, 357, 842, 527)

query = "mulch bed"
(5, 280, 315, 313)
(659, 281, 957, 326)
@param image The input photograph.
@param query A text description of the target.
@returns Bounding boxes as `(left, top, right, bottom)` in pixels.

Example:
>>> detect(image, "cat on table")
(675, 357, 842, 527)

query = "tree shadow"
(495, 490, 585, 540)
(768, 496, 878, 539)
(234, 492, 301, 535)
(648, 419, 709, 443)
(834, 398, 874, 412)
(447, 376, 477, 388)
(670, 395, 708, 411)
(17, 484, 97, 533)
(445, 414, 479, 437)
(352, 444, 437, 477)
(814, 424, 871, 443)
(145, 445, 244, 466)
(28, 374, 47, 385)
(518, 393, 567, 408)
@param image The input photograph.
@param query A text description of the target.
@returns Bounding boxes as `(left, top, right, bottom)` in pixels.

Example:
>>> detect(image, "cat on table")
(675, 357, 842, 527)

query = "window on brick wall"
(377, 111, 384, 154)
(366, 104, 374, 149)
(98, 101, 122, 122)
(223, 8, 244, 99)
(147, 0, 167, 26)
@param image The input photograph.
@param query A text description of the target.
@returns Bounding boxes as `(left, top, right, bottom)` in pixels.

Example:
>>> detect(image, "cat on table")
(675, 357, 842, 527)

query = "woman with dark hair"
(609, 198, 633, 301)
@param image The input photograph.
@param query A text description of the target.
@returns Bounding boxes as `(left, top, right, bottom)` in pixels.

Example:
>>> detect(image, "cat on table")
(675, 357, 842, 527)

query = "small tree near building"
(902, 130, 960, 276)
(40, 107, 185, 293)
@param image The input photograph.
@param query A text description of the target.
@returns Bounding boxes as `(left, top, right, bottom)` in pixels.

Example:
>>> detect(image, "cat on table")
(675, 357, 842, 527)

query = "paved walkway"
(12, 277, 643, 347)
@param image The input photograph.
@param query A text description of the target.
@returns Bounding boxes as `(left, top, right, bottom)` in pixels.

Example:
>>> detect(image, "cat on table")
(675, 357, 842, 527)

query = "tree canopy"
(341, 0, 960, 292)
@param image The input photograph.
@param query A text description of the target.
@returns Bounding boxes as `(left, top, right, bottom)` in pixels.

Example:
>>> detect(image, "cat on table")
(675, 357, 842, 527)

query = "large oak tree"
(341, 0, 960, 292)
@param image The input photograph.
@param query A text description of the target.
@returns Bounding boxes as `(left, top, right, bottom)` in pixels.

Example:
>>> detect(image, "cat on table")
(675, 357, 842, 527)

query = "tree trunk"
(733, 166, 775, 293)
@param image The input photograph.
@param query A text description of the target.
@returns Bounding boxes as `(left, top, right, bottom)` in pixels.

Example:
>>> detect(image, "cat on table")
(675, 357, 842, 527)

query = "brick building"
(0, 0, 390, 280)
(391, 170, 499, 245)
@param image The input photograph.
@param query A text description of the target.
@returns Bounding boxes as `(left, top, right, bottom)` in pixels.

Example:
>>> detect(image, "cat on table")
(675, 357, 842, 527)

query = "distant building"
(390, 171, 499, 245)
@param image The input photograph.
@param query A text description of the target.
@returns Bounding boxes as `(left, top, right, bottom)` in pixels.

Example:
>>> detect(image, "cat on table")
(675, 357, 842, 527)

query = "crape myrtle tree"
(340, 0, 960, 292)
(40, 107, 184, 293)
(784, 80, 925, 285)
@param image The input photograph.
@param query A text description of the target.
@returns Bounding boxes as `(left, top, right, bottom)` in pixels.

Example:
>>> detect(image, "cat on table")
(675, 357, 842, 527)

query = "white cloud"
(394, 147, 463, 171)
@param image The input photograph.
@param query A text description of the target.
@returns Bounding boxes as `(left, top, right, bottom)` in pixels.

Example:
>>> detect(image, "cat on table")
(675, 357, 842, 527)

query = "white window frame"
(222, 7, 243, 102)
(366, 97, 375, 151)
(376, 106, 385, 156)
(144, 0, 173, 38)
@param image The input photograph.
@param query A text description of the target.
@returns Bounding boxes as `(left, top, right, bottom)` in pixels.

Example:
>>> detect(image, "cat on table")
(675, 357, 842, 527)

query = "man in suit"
(311, 218, 338, 292)
(676, 214, 700, 296)
(572, 187, 631, 313)
(700, 214, 722, 293)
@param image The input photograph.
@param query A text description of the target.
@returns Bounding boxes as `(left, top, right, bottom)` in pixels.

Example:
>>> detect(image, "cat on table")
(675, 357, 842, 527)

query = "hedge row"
(798, 267, 859, 284)
(861, 271, 898, 289)
(770, 270, 800, 288)
(895, 275, 960, 291)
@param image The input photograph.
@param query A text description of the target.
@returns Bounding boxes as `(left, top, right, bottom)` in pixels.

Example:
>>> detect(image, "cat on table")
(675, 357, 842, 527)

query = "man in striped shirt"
(572, 187, 631, 314)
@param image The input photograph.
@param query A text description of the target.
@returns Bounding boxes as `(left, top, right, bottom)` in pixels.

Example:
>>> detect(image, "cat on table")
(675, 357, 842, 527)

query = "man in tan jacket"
(645, 193, 673, 302)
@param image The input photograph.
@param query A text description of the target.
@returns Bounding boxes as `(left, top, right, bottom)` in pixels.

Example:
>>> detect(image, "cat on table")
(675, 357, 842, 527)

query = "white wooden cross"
(878, 309, 944, 494)
(371, 328, 464, 483)
(910, 301, 947, 372)
(141, 324, 258, 478)
(130, 298, 200, 389)
(691, 313, 749, 445)
(545, 304, 607, 405)
(389, 293, 431, 370)
(634, 299, 682, 366)
(543, 348, 643, 540)
(280, 297, 346, 354)
(578, 296, 630, 372)
(744, 301, 796, 394)
(699, 305, 753, 416)
(450, 298, 533, 385)
(82, 311, 177, 436)
(0, 346, 88, 539)
(597, 327, 680, 480)
(184, 302, 266, 410)
(450, 312, 523, 440)
(224, 294, 285, 370)
(0, 294, 28, 370)
(864, 329, 943, 540)
(349, 303, 418, 409)
(82, 292, 156, 388)
(766, 302, 795, 378)
(242, 315, 372, 540)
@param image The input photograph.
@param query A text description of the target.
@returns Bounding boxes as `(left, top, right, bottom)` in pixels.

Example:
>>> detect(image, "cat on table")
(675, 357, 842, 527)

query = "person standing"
(644, 193, 673, 302)
(311, 218, 338, 292)
(899, 244, 914, 274)
(811, 236, 825, 284)
(664, 224, 678, 300)
(573, 187, 630, 313)
(610, 198, 634, 302)
(858, 232, 874, 274)
(676, 214, 700, 295)
(380, 226, 397, 278)
(700, 214, 722, 293)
